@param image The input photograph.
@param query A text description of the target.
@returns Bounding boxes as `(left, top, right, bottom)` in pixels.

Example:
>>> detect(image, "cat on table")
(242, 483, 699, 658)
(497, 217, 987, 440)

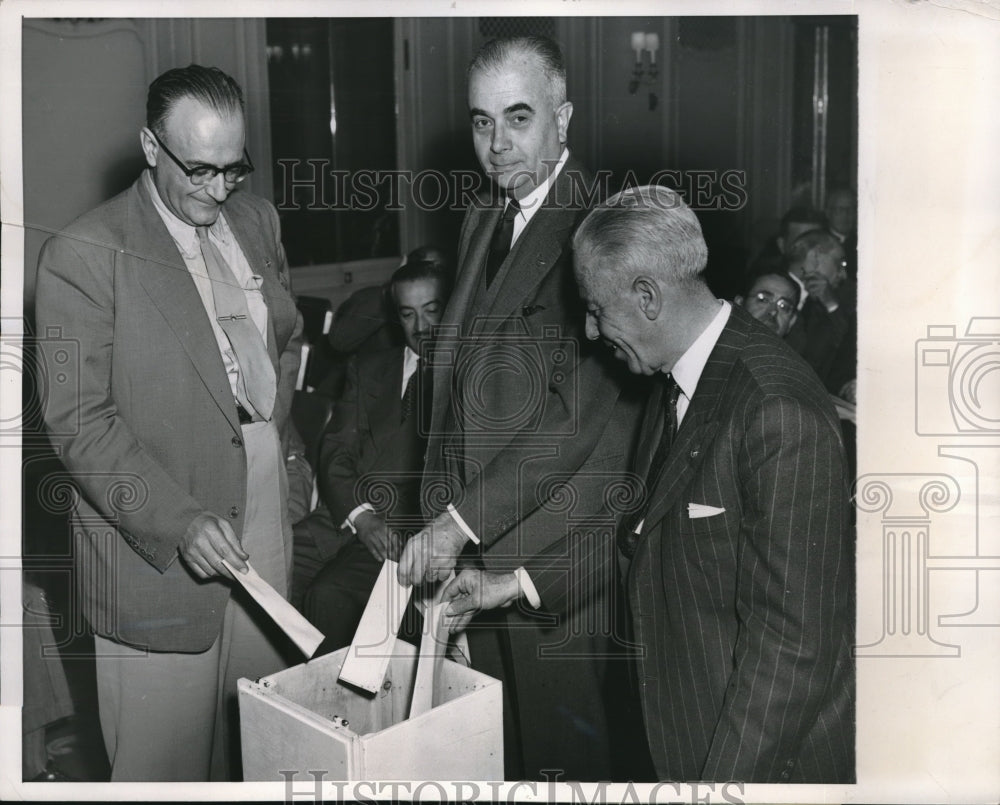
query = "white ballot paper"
(222, 560, 325, 658)
(338, 559, 413, 693)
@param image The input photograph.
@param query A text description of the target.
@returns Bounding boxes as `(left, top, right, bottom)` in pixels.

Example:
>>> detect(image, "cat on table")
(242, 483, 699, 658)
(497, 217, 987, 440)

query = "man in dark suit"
(34, 65, 302, 781)
(785, 229, 857, 402)
(302, 260, 451, 650)
(572, 185, 855, 783)
(398, 35, 640, 780)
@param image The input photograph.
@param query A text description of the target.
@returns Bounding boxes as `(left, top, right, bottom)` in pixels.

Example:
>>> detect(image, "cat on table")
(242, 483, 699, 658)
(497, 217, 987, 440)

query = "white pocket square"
(688, 503, 726, 519)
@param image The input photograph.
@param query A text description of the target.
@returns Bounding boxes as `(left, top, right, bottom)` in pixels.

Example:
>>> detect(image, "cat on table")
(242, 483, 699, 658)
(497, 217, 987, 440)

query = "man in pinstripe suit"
(573, 185, 855, 783)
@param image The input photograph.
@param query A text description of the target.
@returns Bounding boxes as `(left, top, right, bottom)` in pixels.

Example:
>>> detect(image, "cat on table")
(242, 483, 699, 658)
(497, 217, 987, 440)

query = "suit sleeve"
(34, 234, 206, 572)
(701, 394, 851, 781)
(316, 354, 364, 524)
(451, 344, 625, 553)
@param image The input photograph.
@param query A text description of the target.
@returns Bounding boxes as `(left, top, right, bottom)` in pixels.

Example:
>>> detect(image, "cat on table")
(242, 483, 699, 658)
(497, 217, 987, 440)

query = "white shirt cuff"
(445, 503, 479, 544)
(342, 502, 375, 534)
(514, 567, 541, 609)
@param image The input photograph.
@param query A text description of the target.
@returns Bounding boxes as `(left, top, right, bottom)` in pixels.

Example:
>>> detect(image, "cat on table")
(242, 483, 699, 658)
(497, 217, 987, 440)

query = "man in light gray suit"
(35, 65, 302, 781)
(573, 185, 855, 783)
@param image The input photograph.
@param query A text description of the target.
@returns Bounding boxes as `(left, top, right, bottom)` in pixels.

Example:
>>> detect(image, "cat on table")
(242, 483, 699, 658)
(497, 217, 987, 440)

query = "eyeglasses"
(751, 291, 795, 313)
(151, 130, 254, 185)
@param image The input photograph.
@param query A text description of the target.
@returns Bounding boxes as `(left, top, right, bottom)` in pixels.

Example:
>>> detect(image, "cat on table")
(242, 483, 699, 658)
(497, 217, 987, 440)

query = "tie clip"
(218, 314, 247, 321)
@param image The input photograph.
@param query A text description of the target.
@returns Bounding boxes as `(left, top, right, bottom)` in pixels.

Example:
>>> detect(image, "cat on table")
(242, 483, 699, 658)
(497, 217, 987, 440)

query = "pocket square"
(688, 503, 725, 519)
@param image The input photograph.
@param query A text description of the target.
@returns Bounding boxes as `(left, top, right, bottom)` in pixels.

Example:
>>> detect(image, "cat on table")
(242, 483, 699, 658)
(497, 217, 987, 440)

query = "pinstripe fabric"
(627, 305, 855, 783)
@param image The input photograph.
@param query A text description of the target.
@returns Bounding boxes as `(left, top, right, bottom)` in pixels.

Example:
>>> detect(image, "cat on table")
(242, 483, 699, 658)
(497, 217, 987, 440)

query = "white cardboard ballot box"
(238, 566, 503, 781)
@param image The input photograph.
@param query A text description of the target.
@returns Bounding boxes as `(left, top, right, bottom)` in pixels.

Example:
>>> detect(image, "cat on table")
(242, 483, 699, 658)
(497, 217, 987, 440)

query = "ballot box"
(238, 562, 503, 781)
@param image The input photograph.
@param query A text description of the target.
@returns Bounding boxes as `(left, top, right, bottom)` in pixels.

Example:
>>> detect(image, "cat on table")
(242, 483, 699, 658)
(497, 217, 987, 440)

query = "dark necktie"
(617, 373, 682, 559)
(401, 361, 419, 423)
(418, 361, 434, 437)
(196, 226, 276, 421)
(484, 198, 521, 288)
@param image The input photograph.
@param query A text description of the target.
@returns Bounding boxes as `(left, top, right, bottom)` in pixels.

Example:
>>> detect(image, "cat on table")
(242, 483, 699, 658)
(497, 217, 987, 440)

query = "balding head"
(468, 35, 567, 106)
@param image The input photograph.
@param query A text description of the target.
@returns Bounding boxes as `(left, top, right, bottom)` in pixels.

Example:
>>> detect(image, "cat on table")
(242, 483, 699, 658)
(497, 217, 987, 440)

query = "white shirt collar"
(788, 269, 810, 310)
(509, 147, 570, 231)
(143, 169, 231, 259)
(668, 300, 732, 407)
(401, 345, 420, 398)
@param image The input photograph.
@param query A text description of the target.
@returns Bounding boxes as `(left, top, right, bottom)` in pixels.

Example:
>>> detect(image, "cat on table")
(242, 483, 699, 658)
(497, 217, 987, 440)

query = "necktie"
(401, 362, 418, 423)
(484, 198, 521, 288)
(617, 373, 682, 558)
(419, 361, 434, 437)
(197, 226, 276, 421)
(402, 361, 434, 434)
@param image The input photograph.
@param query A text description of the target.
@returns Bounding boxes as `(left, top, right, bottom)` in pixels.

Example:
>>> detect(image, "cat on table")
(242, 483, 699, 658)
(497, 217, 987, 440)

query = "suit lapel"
(486, 158, 587, 320)
(633, 376, 666, 481)
(426, 202, 497, 471)
(487, 206, 576, 320)
(641, 312, 749, 533)
(447, 202, 498, 331)
(127, 179, 240, 432)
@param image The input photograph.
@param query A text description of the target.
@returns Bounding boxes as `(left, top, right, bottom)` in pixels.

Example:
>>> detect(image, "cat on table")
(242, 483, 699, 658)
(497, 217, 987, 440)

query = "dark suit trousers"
(302, 541, 383, 653)
(303, 541, 423, 654)
(465, 593, 635, 782)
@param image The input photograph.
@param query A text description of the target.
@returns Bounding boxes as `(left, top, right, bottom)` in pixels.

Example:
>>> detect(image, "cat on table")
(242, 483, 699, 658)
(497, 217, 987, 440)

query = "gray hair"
(573, 185, 708, 293)
(787, 228, 842, 265)
(468, 35, 567, 105)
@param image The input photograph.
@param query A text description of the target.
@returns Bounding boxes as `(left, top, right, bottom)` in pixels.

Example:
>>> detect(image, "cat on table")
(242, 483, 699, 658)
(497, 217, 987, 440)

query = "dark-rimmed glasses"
(151, 130, 254, 186)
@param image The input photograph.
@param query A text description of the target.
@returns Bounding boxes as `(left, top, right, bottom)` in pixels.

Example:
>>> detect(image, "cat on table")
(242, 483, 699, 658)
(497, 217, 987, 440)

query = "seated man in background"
(327, 245, 451, 358)
(747, 205, 827, 277)
(734, 269, 800, 339)
(289, 246, 451, 606)
(302, 260, 452, 650)
(737, 264, 857, 480)
(785, 229, 856, 403)
(824, 186, 857, 278)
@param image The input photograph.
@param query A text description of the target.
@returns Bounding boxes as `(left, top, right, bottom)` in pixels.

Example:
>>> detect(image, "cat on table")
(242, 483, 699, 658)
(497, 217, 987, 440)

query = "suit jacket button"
(232, 436, 243, 448)
(229, 506, 239, 519)
(689, 449, 699, 458)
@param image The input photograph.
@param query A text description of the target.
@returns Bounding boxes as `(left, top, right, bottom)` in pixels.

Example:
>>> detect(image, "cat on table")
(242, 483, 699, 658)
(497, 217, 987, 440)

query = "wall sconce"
(629, 31, 660, 94)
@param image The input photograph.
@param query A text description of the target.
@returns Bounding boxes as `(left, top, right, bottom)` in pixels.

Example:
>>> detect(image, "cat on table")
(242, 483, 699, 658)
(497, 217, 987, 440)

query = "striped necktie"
(197, 226, 276, 421)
